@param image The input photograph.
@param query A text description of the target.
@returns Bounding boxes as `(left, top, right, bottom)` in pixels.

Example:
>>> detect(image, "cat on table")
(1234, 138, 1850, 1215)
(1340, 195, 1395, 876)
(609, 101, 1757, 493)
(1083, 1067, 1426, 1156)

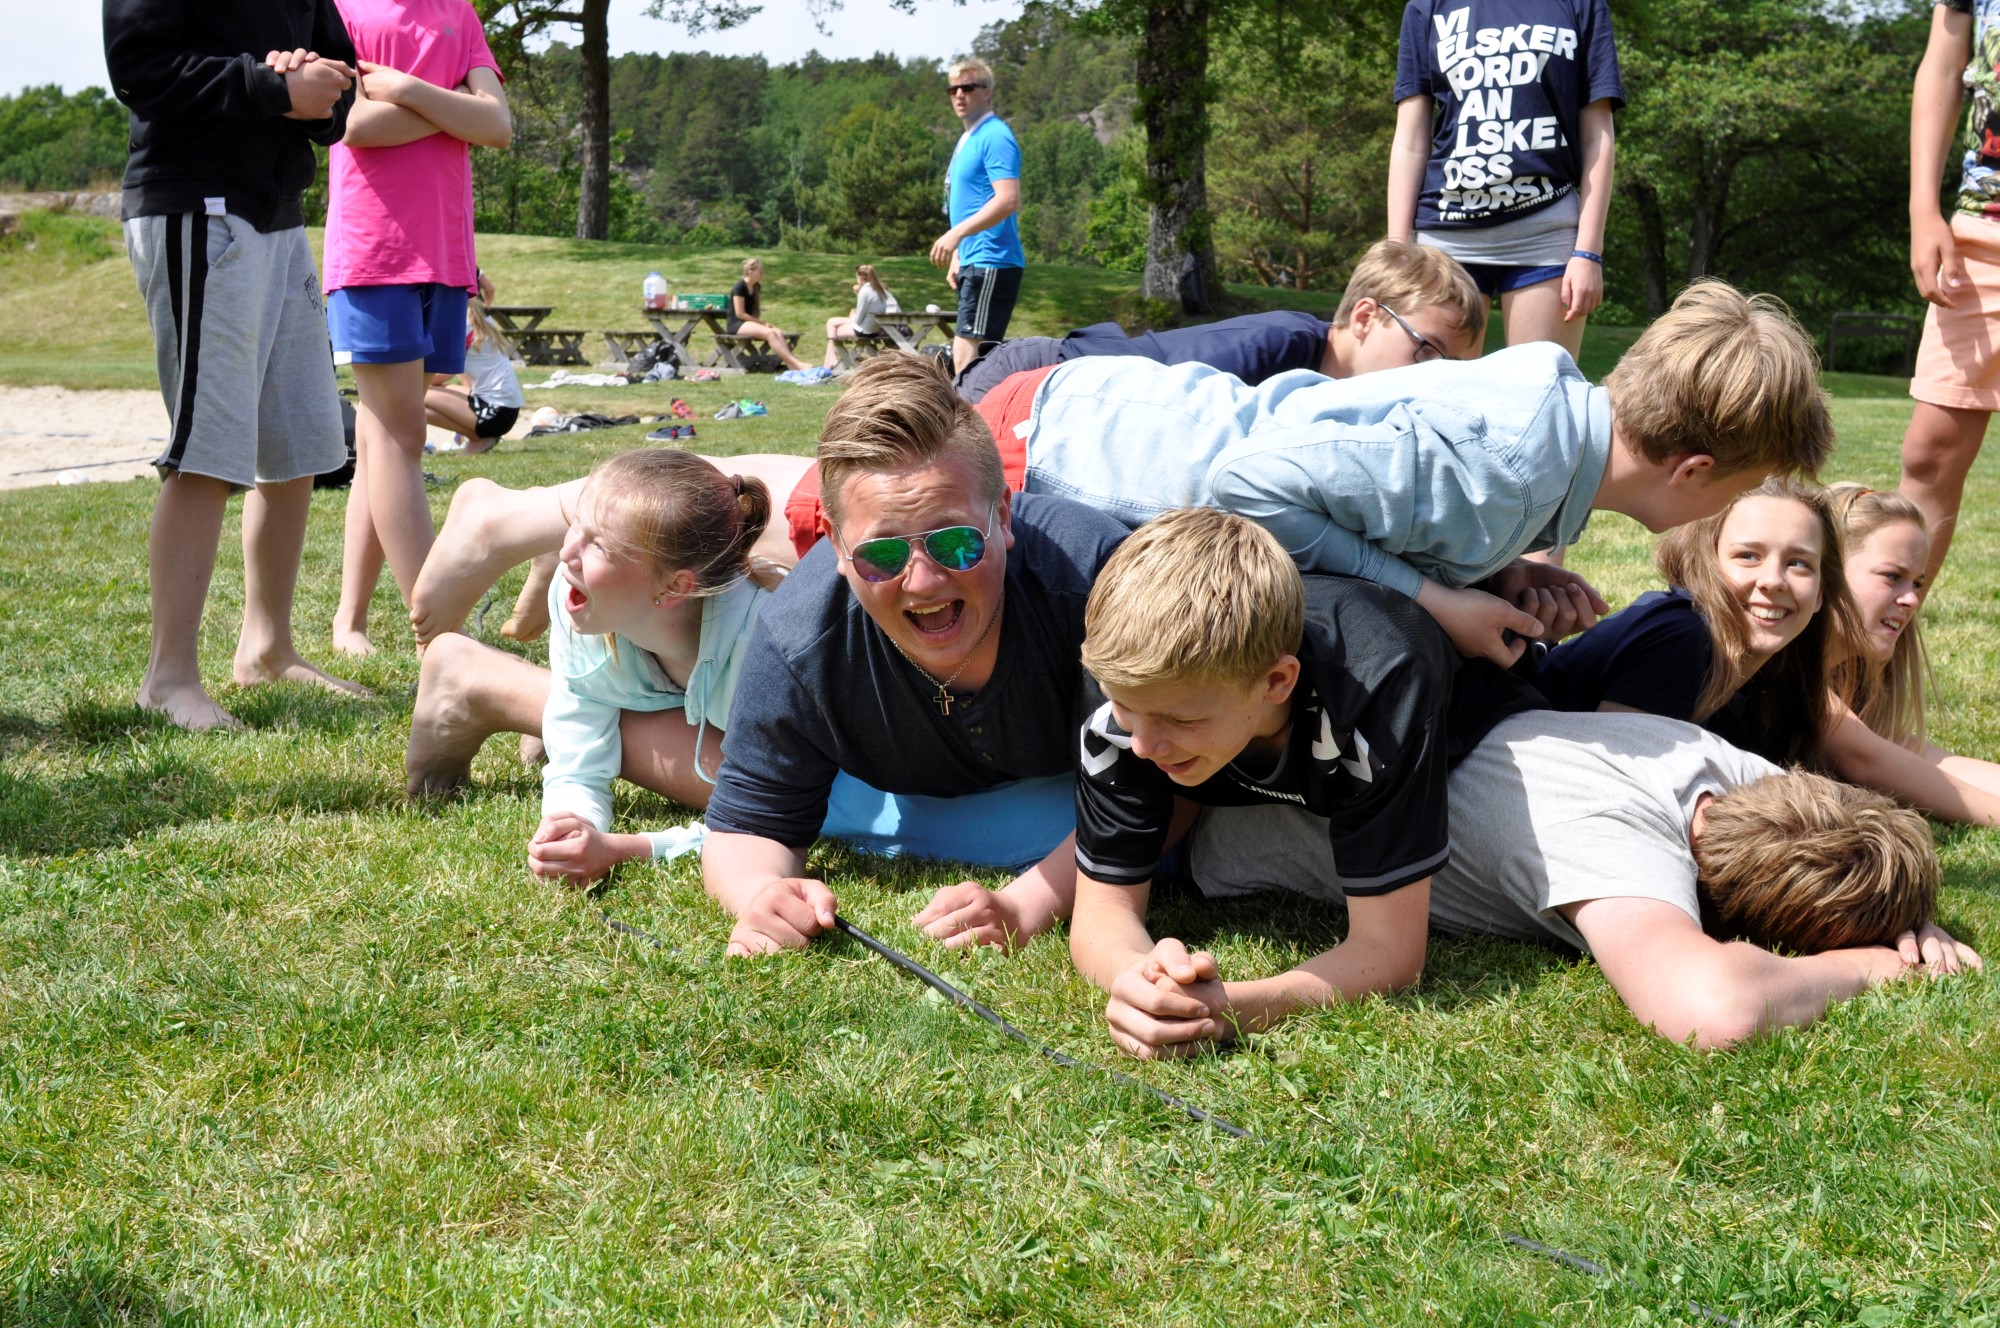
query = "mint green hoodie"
(540, 573, 769, 857)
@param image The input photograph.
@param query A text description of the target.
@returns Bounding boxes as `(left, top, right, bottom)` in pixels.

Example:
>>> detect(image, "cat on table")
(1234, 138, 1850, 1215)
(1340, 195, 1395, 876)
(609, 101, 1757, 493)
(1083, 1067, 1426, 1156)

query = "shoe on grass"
(713, 401, 741, 421)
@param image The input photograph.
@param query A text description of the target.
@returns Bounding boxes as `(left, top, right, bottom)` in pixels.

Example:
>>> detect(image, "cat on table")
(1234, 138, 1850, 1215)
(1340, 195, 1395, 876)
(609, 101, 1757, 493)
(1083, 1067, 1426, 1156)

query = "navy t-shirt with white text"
(1394, 0, 1624, 229)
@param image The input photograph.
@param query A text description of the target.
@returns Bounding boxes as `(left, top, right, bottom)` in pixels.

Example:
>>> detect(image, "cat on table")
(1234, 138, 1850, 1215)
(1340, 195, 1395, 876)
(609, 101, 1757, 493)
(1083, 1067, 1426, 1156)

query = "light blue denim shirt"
(541, 572, 768, 858)
(1021, 341, 1612, 598)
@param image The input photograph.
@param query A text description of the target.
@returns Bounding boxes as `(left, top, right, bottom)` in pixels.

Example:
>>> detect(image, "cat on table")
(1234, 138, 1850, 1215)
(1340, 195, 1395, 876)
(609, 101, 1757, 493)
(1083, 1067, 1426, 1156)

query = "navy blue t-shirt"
(1526, 588, 1776, 759)
(1061, 311, 1332, 383)
(1394, 0, 1625, 229)
(705, 492, 1129, 848)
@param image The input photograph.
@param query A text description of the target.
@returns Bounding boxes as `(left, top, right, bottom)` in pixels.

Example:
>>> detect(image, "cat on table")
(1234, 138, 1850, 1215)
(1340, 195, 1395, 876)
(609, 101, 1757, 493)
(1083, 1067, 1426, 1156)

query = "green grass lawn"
(2, 214, 1996, 1325)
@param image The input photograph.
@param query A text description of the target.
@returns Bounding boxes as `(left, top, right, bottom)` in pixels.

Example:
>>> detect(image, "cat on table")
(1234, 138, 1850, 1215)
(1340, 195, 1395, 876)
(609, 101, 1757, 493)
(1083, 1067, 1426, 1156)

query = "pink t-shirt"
(323, 0, 500, 293)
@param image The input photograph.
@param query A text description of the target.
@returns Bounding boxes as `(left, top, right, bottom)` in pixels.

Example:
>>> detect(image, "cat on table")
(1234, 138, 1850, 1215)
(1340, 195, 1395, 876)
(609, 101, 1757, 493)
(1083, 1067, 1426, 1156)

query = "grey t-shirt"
(1188, 710, 1778, 952)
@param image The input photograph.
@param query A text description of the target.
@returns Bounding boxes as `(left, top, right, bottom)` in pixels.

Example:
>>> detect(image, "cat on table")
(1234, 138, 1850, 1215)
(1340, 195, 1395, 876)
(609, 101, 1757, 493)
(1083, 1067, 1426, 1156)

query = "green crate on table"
(678, 293, 729, 310)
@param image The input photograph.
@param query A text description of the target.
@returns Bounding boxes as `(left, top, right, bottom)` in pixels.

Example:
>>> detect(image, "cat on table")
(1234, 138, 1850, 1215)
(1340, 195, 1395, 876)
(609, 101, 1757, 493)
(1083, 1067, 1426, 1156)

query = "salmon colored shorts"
(1912, 214, 2000, 412)
(781, 364, 1054, 559)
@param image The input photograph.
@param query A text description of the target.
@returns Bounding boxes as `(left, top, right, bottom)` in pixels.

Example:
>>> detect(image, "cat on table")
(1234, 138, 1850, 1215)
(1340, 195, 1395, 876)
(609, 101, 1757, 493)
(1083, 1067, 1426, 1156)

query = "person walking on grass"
(105, 0, 369, 731)
(931, 56, 1023, 374)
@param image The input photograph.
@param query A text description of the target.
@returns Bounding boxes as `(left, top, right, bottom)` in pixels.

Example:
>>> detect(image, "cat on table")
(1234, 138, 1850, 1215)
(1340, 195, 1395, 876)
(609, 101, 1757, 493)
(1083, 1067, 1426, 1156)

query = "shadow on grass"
(0, 752, 399, 858)
(2, 1256, 208, 1327)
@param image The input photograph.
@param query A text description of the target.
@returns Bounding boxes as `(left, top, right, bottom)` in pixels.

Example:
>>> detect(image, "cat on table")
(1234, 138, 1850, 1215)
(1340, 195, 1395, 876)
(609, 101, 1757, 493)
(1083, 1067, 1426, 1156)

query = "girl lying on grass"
(408, 449, 783, 883)
(407, 455, 812, 646)
(1819, 483, 2000, 826)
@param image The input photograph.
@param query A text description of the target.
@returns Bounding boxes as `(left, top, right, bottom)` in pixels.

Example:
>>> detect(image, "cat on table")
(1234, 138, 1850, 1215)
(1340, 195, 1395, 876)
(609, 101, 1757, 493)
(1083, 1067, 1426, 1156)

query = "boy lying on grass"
(1062, 509, 1539, 1056)
(1068, 512, 1979, 1054)
(1192, 710, 1981, 1051)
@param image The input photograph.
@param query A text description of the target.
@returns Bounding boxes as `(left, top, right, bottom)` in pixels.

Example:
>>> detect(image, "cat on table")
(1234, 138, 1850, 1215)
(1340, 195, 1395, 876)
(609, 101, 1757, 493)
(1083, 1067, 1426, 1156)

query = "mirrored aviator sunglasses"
(845, 512, 993, 583)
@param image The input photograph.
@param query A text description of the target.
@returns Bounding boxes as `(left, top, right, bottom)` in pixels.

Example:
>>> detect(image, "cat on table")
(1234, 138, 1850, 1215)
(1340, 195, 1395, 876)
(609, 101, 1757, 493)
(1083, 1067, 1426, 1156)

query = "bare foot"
(519, 733, 546, 765)
(411, 477, 517, 645)
(233, 650, 374, 697)
(136, 678, 245, 732)
(331, 627, 377, 657)
(406, 636, 501, 797)
(501, 553, 557, 642)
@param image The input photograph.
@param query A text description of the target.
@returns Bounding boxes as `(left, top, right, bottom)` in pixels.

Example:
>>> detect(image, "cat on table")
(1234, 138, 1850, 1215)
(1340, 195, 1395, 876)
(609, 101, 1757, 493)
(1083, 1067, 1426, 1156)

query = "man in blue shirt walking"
(931, 56, 1024, 374)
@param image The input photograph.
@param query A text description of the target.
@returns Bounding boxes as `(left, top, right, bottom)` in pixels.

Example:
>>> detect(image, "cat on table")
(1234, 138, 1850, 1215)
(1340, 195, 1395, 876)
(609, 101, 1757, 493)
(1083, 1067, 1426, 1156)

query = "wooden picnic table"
(639, 306, 718, 368)
(485, 305, 554, 337)
(874, 308, 957, 352)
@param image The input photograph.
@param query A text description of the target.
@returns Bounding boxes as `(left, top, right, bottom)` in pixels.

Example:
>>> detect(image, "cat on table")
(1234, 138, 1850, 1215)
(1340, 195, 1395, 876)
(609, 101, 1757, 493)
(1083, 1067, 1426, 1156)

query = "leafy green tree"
(1207, 25, 1397, 289)
(0, 85, 128, 190)
(1608, 0, 1924, 323)
(1016, 118, 1113, 264)
(805, 104, 948, 253)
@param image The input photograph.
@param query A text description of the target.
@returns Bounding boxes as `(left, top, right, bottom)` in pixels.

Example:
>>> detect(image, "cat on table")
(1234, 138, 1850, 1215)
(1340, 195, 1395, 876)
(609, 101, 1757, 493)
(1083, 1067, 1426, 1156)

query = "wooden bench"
(711, 330, 803, 373)
(828, 332, 895, 370)
(1827, 312, 1918, 376)
(602, 329, 669, 366)
(512, 328, 591, 367)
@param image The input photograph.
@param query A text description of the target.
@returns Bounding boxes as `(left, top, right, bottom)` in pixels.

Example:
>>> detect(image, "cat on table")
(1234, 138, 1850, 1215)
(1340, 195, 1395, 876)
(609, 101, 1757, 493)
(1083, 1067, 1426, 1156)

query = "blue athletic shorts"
(820, 771, 1073, 872)
(328, 282, 469, 372)
(1458, 262, 1568, 298)
(954, 265, 1024, 345)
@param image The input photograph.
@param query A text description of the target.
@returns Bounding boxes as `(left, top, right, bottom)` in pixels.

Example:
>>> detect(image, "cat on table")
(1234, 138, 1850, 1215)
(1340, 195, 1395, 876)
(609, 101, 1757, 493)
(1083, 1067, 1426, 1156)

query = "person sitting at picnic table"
(823, 264, 896, 369)
(728, 258, 808, 372)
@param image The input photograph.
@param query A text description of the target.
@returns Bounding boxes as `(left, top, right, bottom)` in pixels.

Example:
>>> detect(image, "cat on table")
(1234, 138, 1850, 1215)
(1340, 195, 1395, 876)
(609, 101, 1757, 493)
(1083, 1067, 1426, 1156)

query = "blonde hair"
(1695, 769, 1938, 952)
(1333, 239, 1486, 345)
(856, 263, 889, 301)
(1082, 509, 1305, 690)
(467, 296, 502, 351)
(816, 351, 1005, 530)
(741, 257, 763, 284)
(948, 56, 995, 90)
(1605, 279, 1834, 478)
(583, 449, 783, 599)
(1826, 483, 1934, 747)
(1655, 476, 1857, 767)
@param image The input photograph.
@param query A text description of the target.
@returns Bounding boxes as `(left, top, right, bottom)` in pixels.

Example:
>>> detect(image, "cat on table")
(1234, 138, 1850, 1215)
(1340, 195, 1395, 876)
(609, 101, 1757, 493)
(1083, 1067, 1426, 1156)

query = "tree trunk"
(1685, 155, 1735, 282)
(1622, 177, 1671, 319)
(1136, 0, 1216, 314)
(575, 0, 611, 241)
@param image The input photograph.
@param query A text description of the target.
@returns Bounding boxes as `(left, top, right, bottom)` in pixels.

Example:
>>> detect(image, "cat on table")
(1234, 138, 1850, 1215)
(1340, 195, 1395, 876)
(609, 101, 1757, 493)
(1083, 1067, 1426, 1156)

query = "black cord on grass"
(595, 908, 1748, 1324)
(831, 914, 1254, 1139)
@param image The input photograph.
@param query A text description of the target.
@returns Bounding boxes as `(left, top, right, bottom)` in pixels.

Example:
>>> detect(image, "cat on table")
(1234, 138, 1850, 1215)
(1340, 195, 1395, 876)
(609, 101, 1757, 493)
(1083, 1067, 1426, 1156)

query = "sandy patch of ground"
(0, 386, 168, 490)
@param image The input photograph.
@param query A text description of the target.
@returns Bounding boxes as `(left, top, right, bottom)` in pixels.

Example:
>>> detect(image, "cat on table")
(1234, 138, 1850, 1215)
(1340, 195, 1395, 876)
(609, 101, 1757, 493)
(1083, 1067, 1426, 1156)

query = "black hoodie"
(103, 0, 357, 232)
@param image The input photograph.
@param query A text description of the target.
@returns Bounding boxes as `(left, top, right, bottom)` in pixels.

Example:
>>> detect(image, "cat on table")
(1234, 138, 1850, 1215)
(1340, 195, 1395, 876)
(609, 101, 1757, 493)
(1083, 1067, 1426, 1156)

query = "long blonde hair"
(583, 449, 783, 599)
(467, 297, 502, 351)
(1826, 483, 1933, 746)
(856, 264, 889, 301)
(1654, 476, 1856, 767)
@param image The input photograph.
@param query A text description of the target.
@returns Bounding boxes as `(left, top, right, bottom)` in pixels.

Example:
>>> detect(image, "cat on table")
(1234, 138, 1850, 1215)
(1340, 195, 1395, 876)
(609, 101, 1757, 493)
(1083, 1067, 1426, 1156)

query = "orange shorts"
(781, 365, 1051, 559)
(1913, 214, 2000, 412)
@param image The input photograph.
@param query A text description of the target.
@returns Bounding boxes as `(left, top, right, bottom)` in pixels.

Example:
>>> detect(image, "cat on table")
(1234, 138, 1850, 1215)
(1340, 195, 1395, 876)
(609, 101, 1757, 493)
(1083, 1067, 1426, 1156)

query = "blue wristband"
(1571, 249, 1603, 263)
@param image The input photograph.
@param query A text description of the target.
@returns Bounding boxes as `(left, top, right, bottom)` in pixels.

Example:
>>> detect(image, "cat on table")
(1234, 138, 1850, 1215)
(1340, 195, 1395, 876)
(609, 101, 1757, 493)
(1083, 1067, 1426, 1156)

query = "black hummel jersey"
(1074, 574, 1528, 895)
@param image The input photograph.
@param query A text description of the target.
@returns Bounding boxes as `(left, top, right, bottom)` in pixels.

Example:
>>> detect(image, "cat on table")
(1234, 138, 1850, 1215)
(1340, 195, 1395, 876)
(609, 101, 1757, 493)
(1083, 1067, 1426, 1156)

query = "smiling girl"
(1529, 477, 1854, 766)
(1818, 483, 2000, 825)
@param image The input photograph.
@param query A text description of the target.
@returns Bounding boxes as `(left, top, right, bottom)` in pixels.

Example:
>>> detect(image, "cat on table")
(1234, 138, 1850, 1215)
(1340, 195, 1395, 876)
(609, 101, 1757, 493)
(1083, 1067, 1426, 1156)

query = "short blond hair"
(1695, 770, 1938, 953)
(817, 351, 1005, 530)
(1082, 509, 1304, 690)
(1333, 239, 1486, 344)
(948, 56, 995, 89)
(1605, 279, 1833, 478)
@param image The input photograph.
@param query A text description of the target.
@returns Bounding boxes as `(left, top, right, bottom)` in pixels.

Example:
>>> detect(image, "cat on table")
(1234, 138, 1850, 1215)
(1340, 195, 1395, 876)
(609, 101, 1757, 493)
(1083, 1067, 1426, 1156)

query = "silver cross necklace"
(887, 595, 1004, 717)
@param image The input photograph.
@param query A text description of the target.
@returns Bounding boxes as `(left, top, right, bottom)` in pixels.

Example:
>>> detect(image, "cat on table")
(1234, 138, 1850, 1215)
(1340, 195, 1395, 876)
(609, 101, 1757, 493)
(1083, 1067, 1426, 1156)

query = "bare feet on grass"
(411, 477, 516, 645)
(136, 678, 244, 732)
(405, 635, 500, 797)
(234, 649, 374, 697)
(332, 625, 377, 657)
(501, 553, 557, 642)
